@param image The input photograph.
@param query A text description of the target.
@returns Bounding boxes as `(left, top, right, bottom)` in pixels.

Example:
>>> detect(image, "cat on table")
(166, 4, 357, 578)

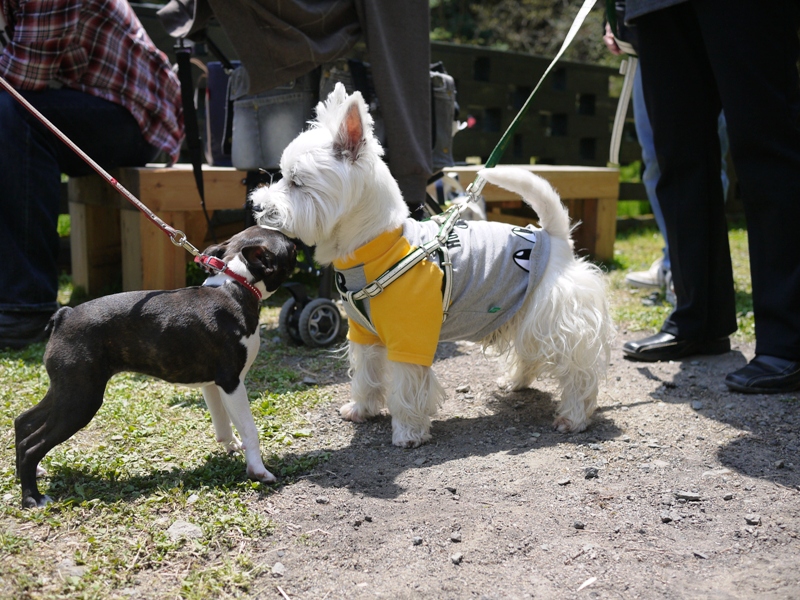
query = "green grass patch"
(608, 221, 753, 338)
(1, 306, 340, 598)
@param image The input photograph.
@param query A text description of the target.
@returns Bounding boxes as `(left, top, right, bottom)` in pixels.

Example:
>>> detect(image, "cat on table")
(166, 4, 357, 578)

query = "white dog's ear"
(333, 96, 368, 162)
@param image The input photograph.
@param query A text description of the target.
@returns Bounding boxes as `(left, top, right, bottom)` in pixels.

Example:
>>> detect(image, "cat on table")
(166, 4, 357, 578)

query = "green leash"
(466, 0, 598, 199)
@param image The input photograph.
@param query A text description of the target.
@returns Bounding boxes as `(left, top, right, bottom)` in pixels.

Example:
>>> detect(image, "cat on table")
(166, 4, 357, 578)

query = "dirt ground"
(234, 332, 800, 599)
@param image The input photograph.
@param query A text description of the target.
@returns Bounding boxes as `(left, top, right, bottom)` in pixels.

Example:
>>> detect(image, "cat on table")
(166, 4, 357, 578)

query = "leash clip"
(170, 229, 200, 256)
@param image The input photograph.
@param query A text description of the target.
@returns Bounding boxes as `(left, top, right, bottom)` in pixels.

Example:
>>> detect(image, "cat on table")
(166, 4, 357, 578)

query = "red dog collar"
(194, 254, 263, 300)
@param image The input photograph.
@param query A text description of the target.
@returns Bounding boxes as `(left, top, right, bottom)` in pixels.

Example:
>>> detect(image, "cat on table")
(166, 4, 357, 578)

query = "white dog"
(252, 83, 614, 447)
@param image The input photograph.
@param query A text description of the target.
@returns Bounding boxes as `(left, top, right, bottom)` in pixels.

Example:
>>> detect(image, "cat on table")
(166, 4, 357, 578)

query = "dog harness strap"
(194, 255, 263, 300)
(342, 291, 379, 336)
(335, 206, 460, 331)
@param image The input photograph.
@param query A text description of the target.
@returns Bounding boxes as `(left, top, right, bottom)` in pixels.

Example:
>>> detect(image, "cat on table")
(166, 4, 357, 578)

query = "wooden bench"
(68, 164, 248, 295)
(68, 163, 618, 296)
(444, 165, 619, 261)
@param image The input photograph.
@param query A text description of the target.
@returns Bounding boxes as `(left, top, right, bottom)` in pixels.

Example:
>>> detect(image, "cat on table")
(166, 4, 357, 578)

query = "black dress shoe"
(725, 355, 800, 394)
(622, 331, 730, 362)
(0, 311, 54, 350)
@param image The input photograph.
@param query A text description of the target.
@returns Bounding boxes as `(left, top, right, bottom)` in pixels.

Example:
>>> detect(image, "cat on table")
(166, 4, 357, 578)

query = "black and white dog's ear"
(242, 244, 296, 292)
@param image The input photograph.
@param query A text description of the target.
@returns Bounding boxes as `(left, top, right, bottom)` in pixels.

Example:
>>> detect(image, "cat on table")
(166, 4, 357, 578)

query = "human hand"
(603, 22, 623, 56)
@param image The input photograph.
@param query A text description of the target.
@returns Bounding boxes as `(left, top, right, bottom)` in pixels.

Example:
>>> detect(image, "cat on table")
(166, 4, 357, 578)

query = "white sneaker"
(625, 257, 667, 289)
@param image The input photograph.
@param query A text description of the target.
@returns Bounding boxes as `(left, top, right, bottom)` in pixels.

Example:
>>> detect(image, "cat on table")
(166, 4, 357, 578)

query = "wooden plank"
(68, 176, 122, 295)
(571, 198, 595, 256)
(68, 202, 90, 292)
(138, 210, 188, 290)
(448, 165, 619, 201)
(133, 165, 248, 212)
(120, 210, 143, 291)
(593, 197, 618, 261)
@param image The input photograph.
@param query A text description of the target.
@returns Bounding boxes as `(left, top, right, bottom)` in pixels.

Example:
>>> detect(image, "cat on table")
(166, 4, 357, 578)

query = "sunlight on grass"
(0, 307, 339, 598)
(609, 223, 753, 340)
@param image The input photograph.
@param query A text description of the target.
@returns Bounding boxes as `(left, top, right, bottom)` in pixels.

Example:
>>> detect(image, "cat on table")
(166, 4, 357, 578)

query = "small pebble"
(557, 478, 571, 486)
(573, 521, 585, 530)
(167, 520, 203, 541)
(412, 536, 423, 546)
(271, 562, 286, 577)
(315, 496, 329, 504)
(450, 532, 462, 543)
(675, 491, 701, 501)
(456, 384, 471, 393)
(584, 467, 599, 479)
(745, 514, 762, 526)
(445, 486, 457, 494)
(451, 552, 463, 565)
(660, 512, 673, 523)
(723, 493, 734, 501)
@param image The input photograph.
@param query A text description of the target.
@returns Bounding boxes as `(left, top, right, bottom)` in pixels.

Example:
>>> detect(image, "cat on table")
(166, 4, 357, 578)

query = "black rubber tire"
(278, 297, 304, 344)
(298, 298, 342, 347)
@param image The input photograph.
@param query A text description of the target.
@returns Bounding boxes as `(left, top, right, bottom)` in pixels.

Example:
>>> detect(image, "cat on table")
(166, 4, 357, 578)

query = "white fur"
(253, 83, 614, 445)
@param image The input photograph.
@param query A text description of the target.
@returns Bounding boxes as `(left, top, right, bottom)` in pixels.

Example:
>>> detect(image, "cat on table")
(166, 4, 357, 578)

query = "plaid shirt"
(0, 0, 183, 161)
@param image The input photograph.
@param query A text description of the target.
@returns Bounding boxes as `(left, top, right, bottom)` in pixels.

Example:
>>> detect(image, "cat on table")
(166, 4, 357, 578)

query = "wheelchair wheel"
(298, 298, 342, 348)
(278, 297, 304, 344)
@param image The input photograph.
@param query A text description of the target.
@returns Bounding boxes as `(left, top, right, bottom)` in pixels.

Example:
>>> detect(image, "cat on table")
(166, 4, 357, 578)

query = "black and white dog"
(15, 226, 296, 508)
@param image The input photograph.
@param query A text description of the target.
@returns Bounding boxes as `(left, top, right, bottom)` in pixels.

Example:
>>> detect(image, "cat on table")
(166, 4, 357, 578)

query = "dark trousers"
(0, 88, 157, 312)
(634, 0, 800, 360)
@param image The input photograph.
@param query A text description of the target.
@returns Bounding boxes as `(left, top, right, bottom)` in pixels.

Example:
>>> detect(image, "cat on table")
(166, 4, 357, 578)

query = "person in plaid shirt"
(0, 0, 183, 348)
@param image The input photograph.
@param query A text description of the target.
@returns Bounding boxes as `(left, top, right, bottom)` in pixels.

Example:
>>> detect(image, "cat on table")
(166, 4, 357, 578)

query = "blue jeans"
(633, 67, 729, 272)
(0, 88, 158, 313)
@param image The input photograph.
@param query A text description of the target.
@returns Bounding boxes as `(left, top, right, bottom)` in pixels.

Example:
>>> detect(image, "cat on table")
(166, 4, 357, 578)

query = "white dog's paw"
(391, 422, 431, 448)
(496, 377, 528, 393)
(36, 463, 47, 478)
(340, 401, 377, 423)
(553, 416, 588, 434)
(247, 465, 277, 483)
(219, 437, 243, 455)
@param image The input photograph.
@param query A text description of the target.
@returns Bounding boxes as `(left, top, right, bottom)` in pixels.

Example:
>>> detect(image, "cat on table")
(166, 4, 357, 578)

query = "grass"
(607, 221, 754, 340)
(0, 225, 753, 598)
(1, 300, 340, 599)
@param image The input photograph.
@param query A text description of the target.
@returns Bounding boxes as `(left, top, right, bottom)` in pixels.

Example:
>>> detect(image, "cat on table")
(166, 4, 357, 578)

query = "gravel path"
(242, 334, 800, 599)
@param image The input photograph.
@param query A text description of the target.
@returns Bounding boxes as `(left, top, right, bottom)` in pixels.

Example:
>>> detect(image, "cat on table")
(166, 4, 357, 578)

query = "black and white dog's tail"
(478, 167, 572, 241)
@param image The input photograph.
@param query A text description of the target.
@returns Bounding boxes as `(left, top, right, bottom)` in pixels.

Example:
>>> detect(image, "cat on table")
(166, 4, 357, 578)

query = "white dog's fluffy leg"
(516, 240, 611, 433)
(218, 384, 276, 483)
(478, 167, 614, 434)
(386, 361, 447, 448)
(341, 342, 388, 422)
(202, 384, 242, 454)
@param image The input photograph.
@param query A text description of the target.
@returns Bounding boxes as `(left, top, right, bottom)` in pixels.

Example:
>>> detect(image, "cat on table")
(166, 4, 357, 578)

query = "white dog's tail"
(477, 167, 571, 239)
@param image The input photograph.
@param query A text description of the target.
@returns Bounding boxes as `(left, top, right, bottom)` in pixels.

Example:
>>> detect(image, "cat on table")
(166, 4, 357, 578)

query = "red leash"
(0, 76, 262, 299)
